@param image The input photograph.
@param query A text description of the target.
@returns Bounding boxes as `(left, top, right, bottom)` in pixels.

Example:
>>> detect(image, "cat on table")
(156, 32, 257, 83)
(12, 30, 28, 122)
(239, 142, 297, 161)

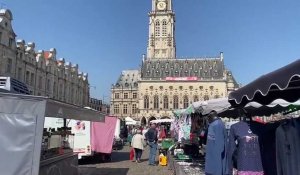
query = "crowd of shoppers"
(127, 123, 159, 166)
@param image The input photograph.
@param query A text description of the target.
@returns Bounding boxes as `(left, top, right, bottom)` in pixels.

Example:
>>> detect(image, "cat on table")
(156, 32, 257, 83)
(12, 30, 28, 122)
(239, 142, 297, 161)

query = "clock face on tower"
(157, 2, 166, 11)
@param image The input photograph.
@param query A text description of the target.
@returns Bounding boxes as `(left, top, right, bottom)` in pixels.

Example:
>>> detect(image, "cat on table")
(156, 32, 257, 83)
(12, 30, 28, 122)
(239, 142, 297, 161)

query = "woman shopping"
(131, 129, 146, 163)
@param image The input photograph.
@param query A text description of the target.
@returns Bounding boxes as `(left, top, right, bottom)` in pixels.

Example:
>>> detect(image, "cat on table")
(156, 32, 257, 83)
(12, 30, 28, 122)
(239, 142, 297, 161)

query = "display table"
(168, 152, 205, 175)
(40, 152, 78, 175)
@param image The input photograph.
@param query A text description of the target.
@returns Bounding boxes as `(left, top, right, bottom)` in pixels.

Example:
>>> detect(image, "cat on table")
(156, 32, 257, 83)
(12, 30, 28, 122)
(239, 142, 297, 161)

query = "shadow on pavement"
(79, 150, 131, 165)
(111, 151, 130, 162)
(140, 158, 148, 163)
(79, 167, 129, 175)
(79, 153, 112, 165)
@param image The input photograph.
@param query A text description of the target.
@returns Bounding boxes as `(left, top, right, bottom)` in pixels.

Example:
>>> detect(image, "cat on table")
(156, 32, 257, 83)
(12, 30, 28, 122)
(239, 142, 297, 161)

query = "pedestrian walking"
(145, 123, 158, 166)
(131, 129, 145, 163)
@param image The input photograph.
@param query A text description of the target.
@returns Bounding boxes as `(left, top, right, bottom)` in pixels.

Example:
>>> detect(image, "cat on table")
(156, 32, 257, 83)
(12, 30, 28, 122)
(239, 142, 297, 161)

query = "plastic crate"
(161, 138, 174, 149)
(176, 153, 192, 160)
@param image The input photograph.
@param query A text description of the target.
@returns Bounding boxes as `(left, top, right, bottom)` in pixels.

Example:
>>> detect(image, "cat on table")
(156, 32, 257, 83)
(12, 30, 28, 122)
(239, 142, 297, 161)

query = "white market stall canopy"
(0, 92, 105, 175)
(125, 116, 139, 125)
(192, 97, 230, 115)
(150, 119, 174, 124)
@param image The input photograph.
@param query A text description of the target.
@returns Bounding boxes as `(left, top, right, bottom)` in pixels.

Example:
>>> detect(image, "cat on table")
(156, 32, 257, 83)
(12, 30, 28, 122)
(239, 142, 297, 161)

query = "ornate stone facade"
(111, 0, 239, 125)
(0, 9, 89, 106)
(147, 0, 175, 59)
(111, 70, 140, 120)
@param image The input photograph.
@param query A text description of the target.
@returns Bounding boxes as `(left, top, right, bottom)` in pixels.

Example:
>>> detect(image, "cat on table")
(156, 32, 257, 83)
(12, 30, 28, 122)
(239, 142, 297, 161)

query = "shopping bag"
(129, 148, 135, 160)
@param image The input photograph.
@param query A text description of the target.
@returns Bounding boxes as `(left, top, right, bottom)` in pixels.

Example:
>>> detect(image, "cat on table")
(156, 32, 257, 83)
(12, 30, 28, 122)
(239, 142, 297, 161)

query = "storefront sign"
(165, 77, 198, 81)
(70, 120, 91, 159)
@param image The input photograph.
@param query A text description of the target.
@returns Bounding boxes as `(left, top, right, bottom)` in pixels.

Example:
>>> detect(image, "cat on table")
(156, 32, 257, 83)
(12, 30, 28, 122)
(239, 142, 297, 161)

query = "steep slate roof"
(141, 57, 225, 80)
(114, 70, 140, 88)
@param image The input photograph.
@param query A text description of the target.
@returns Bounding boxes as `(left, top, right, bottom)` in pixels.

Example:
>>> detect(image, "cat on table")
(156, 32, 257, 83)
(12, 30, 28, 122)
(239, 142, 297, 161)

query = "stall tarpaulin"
(91, 116, 118, 153)
(0, 94, 46, 175)
(229, 59, 300, 107)
(0, 92, 106, 175)
(192, 97, 231, 115)
(45, 99, 105, 122)
(221, 99, 300, 118)
(176, 97, 300, 118)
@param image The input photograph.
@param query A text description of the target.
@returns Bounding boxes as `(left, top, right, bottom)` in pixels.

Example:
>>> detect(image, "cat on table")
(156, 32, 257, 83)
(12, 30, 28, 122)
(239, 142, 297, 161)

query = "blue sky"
(3, 0, 300, 101)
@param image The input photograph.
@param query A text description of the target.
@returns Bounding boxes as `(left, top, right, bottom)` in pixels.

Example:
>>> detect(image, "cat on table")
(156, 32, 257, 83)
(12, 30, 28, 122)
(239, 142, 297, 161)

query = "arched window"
(193, 95, 199, 102)
(173, 95, 179, 109)
(163, 96, 169, 109)
(144, 95, 149, 109)
(183, 96, 189, 108)
(155, 20, 160, 37)
(162, 20, 167, 36)
(154, 95, 159, 109)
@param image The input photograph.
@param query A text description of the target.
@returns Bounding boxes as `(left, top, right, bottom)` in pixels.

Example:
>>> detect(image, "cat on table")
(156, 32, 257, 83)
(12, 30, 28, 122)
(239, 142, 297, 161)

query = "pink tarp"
(91, 116, 117, 154)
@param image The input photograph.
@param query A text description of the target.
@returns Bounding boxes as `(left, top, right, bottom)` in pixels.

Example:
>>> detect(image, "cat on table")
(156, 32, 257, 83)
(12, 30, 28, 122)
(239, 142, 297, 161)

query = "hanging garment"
(91, 116, 117, 154)
(226, 121, 264, 175)
(251, 122, 279, 175)
(205, 118, 227, 175)
(276, 119, 300, 175)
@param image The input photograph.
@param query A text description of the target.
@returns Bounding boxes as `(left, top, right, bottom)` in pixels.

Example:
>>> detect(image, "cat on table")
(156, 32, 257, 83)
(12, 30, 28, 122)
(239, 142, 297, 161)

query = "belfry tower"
(147, 0, 176, 60)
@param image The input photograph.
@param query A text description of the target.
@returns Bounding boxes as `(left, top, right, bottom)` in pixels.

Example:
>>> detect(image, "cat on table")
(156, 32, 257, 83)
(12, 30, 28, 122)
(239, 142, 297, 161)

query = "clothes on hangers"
(205, 118, 227, 175)
(226, 121, 264, 175)
(251, 121, 280, 175)
(276, 118, 300, 175)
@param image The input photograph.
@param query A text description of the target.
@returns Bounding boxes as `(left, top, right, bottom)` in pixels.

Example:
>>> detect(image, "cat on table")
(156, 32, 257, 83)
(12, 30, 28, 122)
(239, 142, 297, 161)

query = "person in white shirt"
(131, 130, 146, 163)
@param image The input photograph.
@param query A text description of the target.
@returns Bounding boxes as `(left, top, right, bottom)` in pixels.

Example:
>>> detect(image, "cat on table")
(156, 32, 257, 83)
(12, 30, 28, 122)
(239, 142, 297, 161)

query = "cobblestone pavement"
(79, 145, 173, 175)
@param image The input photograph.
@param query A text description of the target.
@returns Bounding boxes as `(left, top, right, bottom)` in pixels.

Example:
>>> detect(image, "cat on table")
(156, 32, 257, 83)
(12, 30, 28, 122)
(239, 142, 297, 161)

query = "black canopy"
(229, 59, 300, 107)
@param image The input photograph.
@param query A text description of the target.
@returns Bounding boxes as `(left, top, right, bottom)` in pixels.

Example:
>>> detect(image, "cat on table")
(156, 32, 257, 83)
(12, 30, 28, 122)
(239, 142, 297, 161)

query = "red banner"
(165, 77, 198, 81)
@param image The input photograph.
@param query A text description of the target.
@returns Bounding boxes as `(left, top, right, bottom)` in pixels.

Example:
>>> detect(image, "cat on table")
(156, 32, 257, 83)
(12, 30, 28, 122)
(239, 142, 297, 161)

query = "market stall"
(223, 59, 300, 175)
(0, 92, 105, 175)
(169, 97, 300, 175)
(229, 59, 300, 107)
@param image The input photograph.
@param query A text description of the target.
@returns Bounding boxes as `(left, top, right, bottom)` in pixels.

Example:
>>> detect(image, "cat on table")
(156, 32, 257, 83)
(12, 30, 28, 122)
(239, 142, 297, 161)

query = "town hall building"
(111, 0, 239, 125)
